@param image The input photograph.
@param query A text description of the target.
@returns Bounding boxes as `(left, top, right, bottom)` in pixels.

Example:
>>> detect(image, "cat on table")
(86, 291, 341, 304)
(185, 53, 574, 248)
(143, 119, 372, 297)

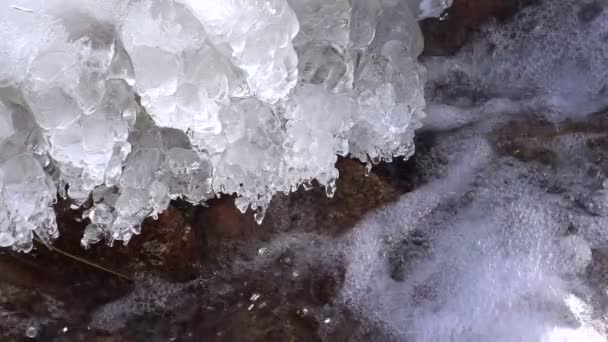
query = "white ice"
(0, 0, 451, 250)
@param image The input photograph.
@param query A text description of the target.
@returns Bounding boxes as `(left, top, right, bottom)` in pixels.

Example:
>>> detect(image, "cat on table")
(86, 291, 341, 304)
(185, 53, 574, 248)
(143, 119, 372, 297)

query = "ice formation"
(0, 0, 451, 251)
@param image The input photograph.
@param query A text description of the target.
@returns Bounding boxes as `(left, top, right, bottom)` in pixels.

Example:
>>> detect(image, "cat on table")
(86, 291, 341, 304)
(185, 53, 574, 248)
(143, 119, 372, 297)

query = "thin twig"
(33, 237, 133, 282)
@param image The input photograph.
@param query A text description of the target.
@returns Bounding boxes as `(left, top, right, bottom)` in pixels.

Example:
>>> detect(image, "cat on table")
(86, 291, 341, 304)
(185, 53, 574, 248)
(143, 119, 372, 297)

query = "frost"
(0, 0, 450, 250)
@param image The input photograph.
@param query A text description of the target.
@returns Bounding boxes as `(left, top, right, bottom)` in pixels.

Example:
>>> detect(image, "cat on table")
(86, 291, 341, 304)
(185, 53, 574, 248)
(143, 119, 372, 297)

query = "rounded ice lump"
(0, 0, 449, 251)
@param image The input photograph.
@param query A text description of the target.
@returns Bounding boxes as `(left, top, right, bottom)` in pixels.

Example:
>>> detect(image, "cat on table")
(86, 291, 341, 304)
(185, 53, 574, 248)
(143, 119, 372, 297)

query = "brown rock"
(202, 197, 257, 241)
(260, 157, 404, 237)
(129, 207, 198, 280)
(194, 156, 407, 250)
(489, 112, 608, 167)
(421, 0, 537, 56)
(55, 205, 200, 281)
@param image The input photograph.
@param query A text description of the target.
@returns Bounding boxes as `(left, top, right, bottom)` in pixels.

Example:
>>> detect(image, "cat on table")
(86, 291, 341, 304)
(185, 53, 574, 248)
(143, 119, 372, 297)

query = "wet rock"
(195, 157, 405, 248)
(0, 202, 202, 340)
(131, 207, 198, 280)
(54, 204, 199, 281)
(421, 0, 537, 56)
(96, 264, 385, 342)
(10, 199, 199, 283)
(263, 158, 402, 237)
(195, 196, 259, 264)
(202, 198, 258, 240)
(489, 114, 608, 167)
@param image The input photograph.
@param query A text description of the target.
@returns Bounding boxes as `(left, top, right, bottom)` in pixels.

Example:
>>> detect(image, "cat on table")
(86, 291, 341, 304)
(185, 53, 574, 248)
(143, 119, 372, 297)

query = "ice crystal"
(0, 0, 450, 250)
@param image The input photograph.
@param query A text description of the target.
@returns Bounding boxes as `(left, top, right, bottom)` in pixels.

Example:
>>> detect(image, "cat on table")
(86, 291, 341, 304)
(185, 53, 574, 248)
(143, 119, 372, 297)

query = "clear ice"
(0, 0, 450, 251)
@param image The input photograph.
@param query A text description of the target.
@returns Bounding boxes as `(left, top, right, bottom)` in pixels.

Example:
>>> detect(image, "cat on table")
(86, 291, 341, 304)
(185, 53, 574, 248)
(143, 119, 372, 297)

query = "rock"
(262, 157, 403, 237)
(194, 196, 259, 263)
(196, 157, 405, 246)
(131, 207, 198, 280)
(489, 114, 608, 166)
(421, 0, 537, 56)
(58, 204, 199, 281)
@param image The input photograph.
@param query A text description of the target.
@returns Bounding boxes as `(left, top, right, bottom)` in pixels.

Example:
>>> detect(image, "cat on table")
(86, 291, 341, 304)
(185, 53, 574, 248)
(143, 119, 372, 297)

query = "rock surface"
(420, 0, 536, 55)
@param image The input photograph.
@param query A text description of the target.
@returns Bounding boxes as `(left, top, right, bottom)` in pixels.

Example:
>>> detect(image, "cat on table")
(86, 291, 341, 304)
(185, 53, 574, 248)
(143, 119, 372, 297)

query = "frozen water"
(0, 0, 449, 250)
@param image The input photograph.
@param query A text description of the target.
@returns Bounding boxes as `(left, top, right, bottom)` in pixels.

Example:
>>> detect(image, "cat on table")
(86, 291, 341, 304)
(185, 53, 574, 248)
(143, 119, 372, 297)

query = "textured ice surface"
(0, 0, 451, 250)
